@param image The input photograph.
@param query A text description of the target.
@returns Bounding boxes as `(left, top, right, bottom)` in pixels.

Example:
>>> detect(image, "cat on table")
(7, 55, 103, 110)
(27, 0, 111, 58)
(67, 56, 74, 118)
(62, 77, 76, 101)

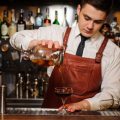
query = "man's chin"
(81, 33, 93, 38)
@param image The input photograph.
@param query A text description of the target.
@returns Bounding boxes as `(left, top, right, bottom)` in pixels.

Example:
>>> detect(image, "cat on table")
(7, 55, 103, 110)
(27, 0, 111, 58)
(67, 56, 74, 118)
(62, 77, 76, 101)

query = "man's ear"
(77, 4, 81, 16)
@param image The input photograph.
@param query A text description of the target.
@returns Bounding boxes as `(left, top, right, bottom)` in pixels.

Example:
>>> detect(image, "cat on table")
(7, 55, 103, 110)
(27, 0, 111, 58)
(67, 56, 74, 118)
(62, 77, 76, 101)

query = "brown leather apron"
(42, 28, 108, 108)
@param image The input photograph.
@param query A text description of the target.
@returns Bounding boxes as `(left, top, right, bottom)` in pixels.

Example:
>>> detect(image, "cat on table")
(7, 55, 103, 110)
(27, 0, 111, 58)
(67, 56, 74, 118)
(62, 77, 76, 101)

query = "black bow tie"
(76, 35, 88, 56)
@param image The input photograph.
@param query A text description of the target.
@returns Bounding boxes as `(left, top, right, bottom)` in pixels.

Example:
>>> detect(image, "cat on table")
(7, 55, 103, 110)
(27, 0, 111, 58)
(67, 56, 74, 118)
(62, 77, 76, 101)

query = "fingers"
(54, 41, 61, 48)
(66, 104, 76, 112)
(29, 40, 62, 49)
(41, 40, 61, 49)
(58, 104, 76, 113)
(64, 103, 81, 112)
(58, 104, 69, 111)
(47, 40, 53, 48)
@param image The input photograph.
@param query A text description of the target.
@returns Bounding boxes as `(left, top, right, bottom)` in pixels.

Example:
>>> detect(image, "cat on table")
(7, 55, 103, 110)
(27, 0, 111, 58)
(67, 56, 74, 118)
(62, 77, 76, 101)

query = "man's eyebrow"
(83, 13, 105, 22)
(83, 14, 92, 20)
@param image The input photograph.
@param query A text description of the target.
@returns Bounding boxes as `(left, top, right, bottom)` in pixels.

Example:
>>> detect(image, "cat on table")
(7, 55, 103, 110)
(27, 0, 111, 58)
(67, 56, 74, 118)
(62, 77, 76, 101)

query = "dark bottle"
(53, 10, 60, 25)
(19, 76, 23, 99)
(0, 85, 6, 114)
(43, 8, 51, 27)
(15, 73, 22, 98)
(17, 9, 26, 32)
(25, 73, 30, 99)
(1, 10, 9, 40)
(0, 18, 2, 36)
(32, 78, 39, 99)
(26, 11, 35, 30)
(35, 8, 43, 29)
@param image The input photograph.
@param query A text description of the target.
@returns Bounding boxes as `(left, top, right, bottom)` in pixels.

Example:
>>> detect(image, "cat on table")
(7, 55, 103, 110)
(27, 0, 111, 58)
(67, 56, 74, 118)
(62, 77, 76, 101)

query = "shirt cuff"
(22, 36, 33, 50)
(85, 98, 101, 111)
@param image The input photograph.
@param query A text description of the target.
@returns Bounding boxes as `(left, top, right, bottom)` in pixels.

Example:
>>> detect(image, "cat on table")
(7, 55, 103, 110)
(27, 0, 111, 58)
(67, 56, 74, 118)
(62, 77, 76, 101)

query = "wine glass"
(55, 87, 73, 115)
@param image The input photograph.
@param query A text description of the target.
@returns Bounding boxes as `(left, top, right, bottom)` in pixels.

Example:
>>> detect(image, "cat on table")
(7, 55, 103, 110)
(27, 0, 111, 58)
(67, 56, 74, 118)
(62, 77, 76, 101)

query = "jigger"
(0, 85, 6, 114)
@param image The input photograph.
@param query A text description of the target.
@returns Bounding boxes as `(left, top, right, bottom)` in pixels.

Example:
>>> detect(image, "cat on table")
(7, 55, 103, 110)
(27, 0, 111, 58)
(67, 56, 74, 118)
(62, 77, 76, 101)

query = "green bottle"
(53, 11, 60, 25)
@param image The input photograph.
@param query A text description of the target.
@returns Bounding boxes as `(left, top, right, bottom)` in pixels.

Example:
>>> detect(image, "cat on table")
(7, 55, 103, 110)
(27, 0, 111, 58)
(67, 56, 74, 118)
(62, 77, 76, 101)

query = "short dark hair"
(80, 0, 113, 15)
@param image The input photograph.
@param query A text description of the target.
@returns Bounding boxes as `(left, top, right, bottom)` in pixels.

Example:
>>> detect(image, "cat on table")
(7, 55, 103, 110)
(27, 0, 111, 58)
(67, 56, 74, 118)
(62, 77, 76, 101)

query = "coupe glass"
(55, 87, 73, 115)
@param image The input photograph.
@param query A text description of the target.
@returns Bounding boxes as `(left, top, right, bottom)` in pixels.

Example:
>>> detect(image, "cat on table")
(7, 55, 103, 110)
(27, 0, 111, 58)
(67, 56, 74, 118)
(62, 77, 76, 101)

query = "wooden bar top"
(0, 108, 120, 120)
(0, 114, 120, 120)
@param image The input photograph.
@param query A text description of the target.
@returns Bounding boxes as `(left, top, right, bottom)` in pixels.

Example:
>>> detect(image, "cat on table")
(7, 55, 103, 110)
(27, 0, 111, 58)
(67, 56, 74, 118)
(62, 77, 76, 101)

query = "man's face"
(77, 4, 107, 37)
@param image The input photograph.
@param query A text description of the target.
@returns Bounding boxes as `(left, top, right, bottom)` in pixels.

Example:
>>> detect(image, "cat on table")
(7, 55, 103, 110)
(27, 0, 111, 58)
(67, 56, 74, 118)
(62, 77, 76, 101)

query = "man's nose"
(87, 21, 94, 30)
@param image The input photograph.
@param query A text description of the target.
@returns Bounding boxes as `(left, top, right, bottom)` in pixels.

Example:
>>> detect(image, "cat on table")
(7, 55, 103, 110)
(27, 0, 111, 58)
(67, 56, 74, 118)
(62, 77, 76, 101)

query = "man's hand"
(28, 40, 62, 49)
(59, 100, 91, 112)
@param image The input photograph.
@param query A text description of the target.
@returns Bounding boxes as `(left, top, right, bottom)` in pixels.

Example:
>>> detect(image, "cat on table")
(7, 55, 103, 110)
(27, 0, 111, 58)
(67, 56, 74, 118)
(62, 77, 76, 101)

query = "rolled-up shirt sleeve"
(10, 29, 39, 50)
(10, 25, 66, 50)
(86, 46, 120, 110)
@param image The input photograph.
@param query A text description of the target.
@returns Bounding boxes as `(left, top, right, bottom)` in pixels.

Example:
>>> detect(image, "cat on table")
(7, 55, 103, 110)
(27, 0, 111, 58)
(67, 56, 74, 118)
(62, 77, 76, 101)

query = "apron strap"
(95, 37, 109, 63)
(63, 27, 71, 51)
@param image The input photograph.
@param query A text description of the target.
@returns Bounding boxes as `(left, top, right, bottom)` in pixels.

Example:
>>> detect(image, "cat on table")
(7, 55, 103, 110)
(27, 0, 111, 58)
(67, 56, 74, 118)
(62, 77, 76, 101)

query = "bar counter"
(0, 108, 120, 120)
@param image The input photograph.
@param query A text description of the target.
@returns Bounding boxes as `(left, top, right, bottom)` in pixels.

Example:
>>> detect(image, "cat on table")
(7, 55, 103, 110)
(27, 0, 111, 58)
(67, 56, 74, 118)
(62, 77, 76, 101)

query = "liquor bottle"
(72, 12, 78, 27)
(1, 10, 9, 39)
(0, 18, 2, 36)
(19, 76, 23, 99)
(62, 7, 69, 27)
(17, 9, 26, 32)
(25, 73, 30, 99)
(35, 8, 43, 29)
(53, 10, 60, 25)
(43, 8, 51, 27)
(8, 9, 17, 37)
(32, 78, 39, 98)
(26, 11, 35, 30)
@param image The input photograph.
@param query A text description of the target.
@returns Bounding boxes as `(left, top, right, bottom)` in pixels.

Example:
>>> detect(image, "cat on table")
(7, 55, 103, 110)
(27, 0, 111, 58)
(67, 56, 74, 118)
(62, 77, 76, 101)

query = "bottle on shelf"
(72, 12, 78, 27)
(53, 10, 60, 25)
(43, 8, 51, 27)
(1, 10, 9, 40)
(32, 78, 39, 99)
(110, 17, 118, 29)
(19, 76, 23, 99)
(17, 9, 26, 32)
(42, 72, 49, 97)
(26, 11, 35, 30)
(25, 73, 30, 99)
(8, 9, 17, 37)
(0, 18, 2, 36)
(35, 8, 43, 29)
(62, 7, 69, 27)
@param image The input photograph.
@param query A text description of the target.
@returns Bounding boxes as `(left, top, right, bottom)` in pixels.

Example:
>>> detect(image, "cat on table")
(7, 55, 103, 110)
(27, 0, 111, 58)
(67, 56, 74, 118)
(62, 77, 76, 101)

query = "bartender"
(10, 0, 120, 112)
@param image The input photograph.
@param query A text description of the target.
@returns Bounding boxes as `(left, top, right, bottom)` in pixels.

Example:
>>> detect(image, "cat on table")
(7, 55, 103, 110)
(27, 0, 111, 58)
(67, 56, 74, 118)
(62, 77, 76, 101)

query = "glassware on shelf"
(35, 8, 43, 29)
(0, 85, 6, 114)
(53, 10, 60, 25)
(1, 10, 9, 40)
(62, 7, 69, 27)
(55, 87, 73, 115)
(43, 8, 51, 27)
(8, 9, 17, 37)
(17, 9, 26, 32)
(26, 11, 35, 30)
(72, 12, 78, 27)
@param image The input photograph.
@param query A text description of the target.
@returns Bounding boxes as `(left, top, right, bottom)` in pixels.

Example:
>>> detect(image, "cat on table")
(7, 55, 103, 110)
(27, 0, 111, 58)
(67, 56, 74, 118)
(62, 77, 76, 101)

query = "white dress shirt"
(10, 24, 120, 110)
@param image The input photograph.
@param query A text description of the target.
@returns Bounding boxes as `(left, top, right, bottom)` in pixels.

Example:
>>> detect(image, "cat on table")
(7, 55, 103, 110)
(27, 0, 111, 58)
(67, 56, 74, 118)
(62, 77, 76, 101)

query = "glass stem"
(61, 98, 67, 109)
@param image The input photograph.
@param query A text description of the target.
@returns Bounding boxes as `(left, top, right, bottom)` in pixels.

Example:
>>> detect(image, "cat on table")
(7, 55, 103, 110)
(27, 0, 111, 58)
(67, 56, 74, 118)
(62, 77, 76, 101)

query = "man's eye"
(94, 20, 104, 24)
(84, 16, 90, 21)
